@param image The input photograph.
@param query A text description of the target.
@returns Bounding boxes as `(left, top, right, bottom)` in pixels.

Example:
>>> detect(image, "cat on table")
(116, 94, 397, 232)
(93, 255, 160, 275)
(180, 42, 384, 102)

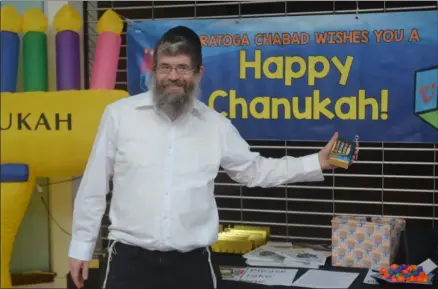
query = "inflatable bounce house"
(0, 4, 129, 288)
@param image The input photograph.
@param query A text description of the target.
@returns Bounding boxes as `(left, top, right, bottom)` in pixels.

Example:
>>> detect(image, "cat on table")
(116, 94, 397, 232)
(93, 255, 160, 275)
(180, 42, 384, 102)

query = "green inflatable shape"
(23, 32, 48, 92)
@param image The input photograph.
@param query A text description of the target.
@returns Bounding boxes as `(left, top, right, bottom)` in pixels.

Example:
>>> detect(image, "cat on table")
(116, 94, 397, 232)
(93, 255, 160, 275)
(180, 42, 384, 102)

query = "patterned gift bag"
(331, 215, 406, 271)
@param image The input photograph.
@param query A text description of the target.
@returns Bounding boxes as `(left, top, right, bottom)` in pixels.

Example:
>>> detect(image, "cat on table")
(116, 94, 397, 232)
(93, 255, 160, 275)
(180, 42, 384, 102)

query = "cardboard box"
(331, 215, 406, 271)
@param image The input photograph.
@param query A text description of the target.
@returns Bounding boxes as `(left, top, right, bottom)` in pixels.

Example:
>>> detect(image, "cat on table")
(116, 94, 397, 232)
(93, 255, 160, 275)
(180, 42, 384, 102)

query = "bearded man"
(68, 26, 358, 289)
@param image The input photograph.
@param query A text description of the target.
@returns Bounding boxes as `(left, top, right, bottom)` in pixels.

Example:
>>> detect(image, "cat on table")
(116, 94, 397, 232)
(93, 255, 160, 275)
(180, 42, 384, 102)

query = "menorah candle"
(90, 9, 124, 89)
(22, 8, 48, 92)
(0, 6, 22, 93)
(53, 4, 83, 90)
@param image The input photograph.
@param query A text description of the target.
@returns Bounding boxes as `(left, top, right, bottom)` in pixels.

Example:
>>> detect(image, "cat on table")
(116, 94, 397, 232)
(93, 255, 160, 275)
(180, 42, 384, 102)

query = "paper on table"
(363, 270, 379, 285)
(418, 258, 438, 274)
(292, 269, 359, 289)
(220, 266, 248, 281)
(240, 267, 298, 286)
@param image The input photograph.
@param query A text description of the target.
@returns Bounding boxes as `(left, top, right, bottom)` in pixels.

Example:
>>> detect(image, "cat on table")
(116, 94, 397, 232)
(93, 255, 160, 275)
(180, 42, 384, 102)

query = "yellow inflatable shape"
(97, 9, 124, 35)
(53, 4, 82, 33)
(1, 172, 36, 288)
(0, 5, 22, 33)
(0, 89, 129, 178)
(22, 7, 48, 34)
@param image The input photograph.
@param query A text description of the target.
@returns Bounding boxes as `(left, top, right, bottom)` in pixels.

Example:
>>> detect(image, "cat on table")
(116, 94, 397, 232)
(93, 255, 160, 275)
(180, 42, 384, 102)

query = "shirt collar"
(134, 91, 203, 117)
(134, 91, 154, 108)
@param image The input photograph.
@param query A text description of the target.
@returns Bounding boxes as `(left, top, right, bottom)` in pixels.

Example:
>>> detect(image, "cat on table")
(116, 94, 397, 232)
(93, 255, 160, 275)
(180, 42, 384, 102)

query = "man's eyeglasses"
(156, 65, 194, 75)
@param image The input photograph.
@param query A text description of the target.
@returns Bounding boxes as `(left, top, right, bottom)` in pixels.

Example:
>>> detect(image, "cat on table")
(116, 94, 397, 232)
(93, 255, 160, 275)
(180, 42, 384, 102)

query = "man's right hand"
(69, 258, 89, 289)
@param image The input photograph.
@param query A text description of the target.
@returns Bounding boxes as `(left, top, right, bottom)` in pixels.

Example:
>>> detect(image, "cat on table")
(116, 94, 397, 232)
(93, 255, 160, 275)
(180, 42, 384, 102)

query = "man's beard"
(149, 75, 199, 119)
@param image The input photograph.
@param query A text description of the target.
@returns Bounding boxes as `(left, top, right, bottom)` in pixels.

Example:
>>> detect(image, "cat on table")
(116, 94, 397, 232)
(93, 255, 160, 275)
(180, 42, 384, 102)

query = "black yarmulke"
(162, 26, 202, 52)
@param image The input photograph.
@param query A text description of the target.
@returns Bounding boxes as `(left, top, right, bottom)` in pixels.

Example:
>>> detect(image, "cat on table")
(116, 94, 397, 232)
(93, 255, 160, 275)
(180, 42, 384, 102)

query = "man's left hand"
(318, 132, 359, 170)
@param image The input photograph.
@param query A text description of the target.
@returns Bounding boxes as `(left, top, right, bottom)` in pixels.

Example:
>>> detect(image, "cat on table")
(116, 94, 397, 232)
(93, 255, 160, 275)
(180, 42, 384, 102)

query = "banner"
(127, 11, 438, 143)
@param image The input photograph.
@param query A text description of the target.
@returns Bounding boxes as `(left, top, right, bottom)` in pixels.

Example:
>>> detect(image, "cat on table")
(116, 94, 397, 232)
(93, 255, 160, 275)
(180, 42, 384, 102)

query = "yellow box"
(327, 138, 356, 169)
(211, 225, 270, 254)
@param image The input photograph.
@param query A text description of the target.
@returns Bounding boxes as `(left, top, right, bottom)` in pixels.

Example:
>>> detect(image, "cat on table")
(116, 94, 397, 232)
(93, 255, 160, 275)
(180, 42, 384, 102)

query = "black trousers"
(102, 242, 223, 289)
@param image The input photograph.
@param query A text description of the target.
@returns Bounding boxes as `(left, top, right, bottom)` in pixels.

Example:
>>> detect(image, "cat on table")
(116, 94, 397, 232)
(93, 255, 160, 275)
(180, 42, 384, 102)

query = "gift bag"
(331, 215, 406, 271)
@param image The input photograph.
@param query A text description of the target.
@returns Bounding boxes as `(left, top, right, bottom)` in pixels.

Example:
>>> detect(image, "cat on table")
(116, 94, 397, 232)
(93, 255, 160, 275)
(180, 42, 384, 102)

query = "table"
(67, 253, 438, 289)
(217, 254, 378, 289)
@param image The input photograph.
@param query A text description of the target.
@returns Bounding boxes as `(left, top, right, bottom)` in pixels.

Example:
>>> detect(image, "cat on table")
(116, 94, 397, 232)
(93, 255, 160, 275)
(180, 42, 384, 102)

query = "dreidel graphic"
(414, 66, 438, 130)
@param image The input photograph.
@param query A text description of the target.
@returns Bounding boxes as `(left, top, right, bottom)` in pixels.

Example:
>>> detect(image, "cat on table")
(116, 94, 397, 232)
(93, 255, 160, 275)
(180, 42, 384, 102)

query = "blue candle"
(0, 5, 21, 93)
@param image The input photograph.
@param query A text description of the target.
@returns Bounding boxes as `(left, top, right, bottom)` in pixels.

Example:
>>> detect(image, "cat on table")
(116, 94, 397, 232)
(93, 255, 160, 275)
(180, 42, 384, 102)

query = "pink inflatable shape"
(90, 31, 121, 89)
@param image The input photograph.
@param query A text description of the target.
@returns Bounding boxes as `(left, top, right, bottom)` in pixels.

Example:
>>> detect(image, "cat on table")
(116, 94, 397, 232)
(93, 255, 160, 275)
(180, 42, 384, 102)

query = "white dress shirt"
(68, 91, 324, 261)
